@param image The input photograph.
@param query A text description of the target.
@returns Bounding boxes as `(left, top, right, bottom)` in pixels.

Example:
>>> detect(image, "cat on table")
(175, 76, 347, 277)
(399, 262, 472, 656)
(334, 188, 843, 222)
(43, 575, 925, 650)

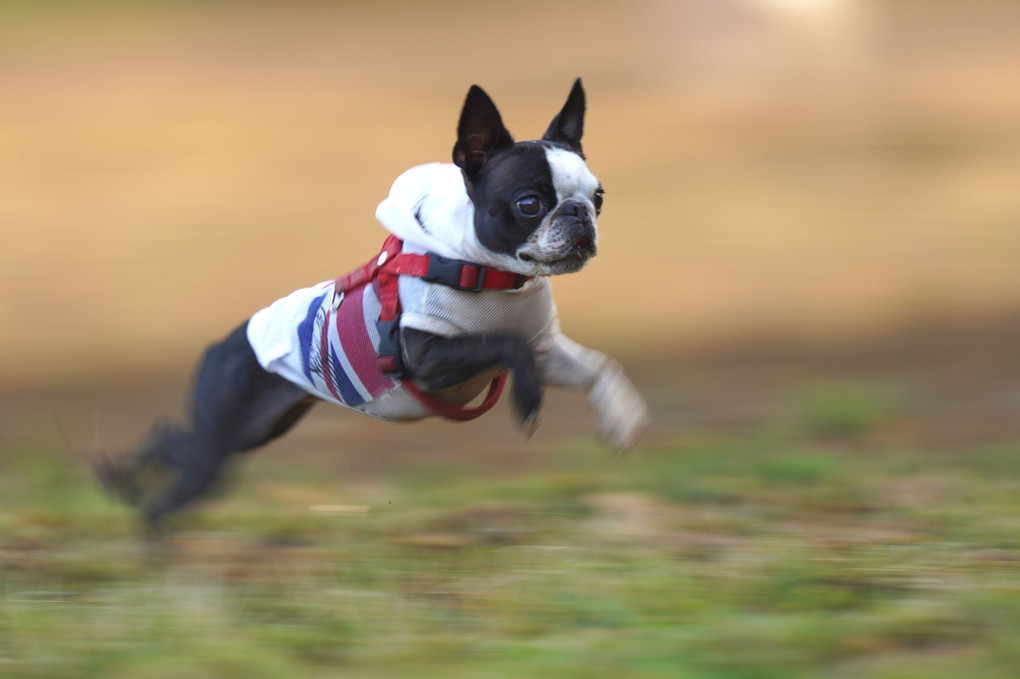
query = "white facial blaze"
(544, 147, 600, 206)
(510, 146, 601, 275)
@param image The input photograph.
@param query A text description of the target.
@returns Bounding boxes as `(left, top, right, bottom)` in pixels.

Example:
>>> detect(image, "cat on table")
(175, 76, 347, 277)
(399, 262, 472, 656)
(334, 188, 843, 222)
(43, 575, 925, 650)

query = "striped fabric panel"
(296, 281, 397, 407)
(337, 281, 395, 399)
(298, 291, 330, 387)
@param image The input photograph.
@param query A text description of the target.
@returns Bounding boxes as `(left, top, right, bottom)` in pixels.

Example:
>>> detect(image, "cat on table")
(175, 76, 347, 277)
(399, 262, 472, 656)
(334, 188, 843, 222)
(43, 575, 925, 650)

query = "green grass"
(3, 427, 1020, 678)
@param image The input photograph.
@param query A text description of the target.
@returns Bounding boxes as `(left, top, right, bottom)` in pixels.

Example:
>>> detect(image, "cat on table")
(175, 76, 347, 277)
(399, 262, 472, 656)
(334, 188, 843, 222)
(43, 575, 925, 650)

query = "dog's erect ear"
(453, 85, 515, 180)
(542, 78, 585, 154)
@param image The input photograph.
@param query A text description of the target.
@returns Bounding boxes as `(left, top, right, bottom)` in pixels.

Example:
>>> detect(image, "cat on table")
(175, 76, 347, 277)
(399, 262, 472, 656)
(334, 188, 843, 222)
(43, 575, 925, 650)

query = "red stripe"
(336, 285, 393, 398)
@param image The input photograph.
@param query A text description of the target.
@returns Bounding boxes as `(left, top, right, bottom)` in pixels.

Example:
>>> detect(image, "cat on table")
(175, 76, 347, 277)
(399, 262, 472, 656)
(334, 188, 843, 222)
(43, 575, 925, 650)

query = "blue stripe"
(329, 345, 365, 406)
(298, 292, 328, 384)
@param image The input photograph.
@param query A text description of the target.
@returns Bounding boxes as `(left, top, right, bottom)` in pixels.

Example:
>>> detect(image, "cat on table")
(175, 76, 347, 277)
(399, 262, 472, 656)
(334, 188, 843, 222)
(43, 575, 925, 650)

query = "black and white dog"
(95, 79, 649, 527)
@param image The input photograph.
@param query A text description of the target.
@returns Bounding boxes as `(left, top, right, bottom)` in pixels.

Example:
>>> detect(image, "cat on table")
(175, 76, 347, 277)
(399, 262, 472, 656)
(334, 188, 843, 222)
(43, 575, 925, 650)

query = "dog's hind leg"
(95, 322, 316, 526)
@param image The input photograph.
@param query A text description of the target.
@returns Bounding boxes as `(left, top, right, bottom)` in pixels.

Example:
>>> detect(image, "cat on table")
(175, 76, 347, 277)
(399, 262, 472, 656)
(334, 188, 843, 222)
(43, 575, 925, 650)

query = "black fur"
(403, 328, 542, 426)
(454, 80, 588, 259)
(468, 144, 558, 257)
(542, 78, 586, 155)
(96, 324, 543, 530)
(97, 81, 592, 531)
(94, 323, 316, 526)
(452, 85, 515, 181)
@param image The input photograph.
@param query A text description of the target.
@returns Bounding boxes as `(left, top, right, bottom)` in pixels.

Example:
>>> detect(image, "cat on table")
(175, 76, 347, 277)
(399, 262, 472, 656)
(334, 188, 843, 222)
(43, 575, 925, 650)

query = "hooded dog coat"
(246, 163, 557, 421)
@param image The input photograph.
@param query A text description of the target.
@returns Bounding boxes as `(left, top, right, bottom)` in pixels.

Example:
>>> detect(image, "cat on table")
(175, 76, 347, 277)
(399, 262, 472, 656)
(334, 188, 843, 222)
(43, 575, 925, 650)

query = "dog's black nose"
(559, 200, 585, 218)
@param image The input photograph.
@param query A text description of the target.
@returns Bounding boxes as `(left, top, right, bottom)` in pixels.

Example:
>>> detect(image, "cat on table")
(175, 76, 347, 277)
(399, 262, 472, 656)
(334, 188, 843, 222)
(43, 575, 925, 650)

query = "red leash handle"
(402, 371, 508, 422)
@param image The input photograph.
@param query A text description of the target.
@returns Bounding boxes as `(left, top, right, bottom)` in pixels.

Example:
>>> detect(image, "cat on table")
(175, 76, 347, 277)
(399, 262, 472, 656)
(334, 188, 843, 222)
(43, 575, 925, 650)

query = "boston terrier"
(95, 79, 650, 527)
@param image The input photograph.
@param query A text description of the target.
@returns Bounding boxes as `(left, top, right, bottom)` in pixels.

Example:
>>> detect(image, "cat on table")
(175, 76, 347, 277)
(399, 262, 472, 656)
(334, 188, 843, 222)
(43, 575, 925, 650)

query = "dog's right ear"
(453, 85, 515, 181)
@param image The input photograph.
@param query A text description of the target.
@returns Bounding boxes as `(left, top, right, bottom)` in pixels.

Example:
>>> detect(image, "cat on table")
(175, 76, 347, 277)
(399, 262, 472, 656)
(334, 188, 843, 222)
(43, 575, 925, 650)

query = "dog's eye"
(516, 196, 541, 216)
(593, 187, 604, 216)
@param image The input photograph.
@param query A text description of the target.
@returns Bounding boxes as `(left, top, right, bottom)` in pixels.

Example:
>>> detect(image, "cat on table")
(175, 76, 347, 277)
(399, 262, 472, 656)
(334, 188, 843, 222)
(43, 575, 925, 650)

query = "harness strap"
(331, 235, 404, 303)
(387, 251, 530, 292)
(331, 235, 529, 421)
(403, 371, 508, 422)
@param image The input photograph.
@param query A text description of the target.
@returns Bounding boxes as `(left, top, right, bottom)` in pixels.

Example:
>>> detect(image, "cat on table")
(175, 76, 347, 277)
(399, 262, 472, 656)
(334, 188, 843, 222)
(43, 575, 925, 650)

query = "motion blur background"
(3, 0, 1018, 450)
(3, 2, 1020, 676)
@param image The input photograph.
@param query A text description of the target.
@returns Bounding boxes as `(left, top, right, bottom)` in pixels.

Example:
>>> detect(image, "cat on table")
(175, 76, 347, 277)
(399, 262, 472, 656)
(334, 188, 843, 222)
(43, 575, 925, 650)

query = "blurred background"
(3, 1, 1020, 676)
(2, 0, 1018, 449)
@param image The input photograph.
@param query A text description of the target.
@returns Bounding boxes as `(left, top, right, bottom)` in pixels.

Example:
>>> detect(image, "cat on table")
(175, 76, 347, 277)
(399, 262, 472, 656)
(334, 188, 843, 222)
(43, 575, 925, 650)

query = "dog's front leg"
(402, 328, 542, 432)
(533, 325, 649, 452)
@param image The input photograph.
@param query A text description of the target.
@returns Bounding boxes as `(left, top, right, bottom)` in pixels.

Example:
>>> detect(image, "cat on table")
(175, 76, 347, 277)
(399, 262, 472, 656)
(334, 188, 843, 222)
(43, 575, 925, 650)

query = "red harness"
(331, 235, 532, 421)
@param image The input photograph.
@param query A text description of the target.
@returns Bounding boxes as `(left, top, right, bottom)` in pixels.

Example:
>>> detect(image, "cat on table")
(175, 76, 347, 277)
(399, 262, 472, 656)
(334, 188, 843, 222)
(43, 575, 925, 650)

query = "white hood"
(374, 162, 508, 268)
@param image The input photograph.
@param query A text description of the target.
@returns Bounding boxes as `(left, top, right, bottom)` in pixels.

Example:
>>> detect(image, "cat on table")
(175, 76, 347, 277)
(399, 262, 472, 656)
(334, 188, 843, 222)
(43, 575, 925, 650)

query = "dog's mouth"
(516, 221, 598, 274)
(556, 251, 594, 273)
(518, 244, 596, 274)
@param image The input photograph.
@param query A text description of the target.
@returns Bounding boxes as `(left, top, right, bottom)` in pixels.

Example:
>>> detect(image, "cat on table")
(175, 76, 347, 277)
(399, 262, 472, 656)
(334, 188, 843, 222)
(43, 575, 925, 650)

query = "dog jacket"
(246, 163, 558, 422)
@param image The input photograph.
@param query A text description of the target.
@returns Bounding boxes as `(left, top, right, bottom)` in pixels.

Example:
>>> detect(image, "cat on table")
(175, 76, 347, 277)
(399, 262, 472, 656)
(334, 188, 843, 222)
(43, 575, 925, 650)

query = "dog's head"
(452, 79, 603, 277)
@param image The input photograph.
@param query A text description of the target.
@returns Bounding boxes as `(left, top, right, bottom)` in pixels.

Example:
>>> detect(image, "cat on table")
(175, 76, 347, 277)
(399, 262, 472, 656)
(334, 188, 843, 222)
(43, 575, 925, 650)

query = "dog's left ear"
(454, 85, 515, 181)
(542, 78, 586, 155)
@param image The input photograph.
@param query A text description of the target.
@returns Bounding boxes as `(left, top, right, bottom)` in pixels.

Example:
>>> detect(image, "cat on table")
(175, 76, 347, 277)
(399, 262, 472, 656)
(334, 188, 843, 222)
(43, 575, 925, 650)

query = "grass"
(3, 415, 1020, 679)
(3, 2, 1019, 674)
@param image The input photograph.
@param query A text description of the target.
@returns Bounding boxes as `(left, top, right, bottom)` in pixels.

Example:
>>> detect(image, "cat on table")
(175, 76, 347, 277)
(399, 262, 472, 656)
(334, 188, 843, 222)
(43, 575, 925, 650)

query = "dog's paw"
(511, 375, 543, 438)
(519, 410, 540, 439)
(91, 454, 145, 507)
(514, 395, 543, 438)
(588, 365, 650, 453)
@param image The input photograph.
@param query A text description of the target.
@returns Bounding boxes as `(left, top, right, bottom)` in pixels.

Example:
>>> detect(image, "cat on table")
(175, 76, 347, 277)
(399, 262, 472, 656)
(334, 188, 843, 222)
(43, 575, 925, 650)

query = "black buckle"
(376, 317, 407, 378)
(424, 254, 486, 292)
